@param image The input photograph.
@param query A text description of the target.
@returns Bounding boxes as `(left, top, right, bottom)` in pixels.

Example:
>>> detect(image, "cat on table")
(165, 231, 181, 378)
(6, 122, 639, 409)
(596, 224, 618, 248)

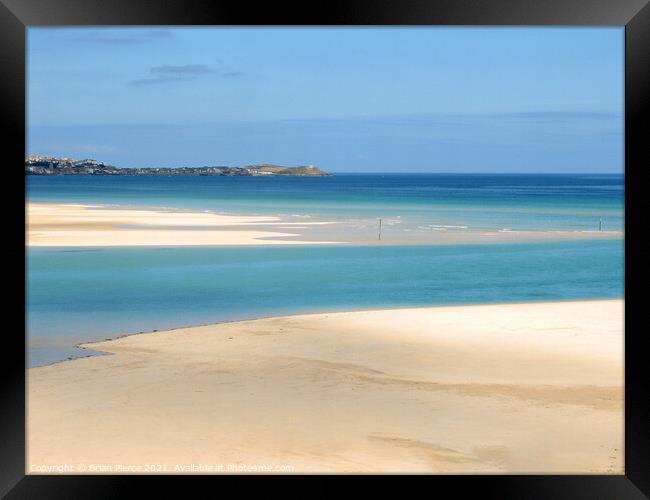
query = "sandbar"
(26, 203, 622, 247)
(27, 300, 623, 474)
(26, 203, 339, 246)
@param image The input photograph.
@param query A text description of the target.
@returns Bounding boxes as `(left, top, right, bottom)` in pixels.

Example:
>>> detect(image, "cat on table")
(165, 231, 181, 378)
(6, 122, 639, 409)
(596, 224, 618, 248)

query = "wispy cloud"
(73, 29, 174, 45)
(129, 76, 196, 87)
(490, 111, 622, 124)
(129, 63, 247, 86)
(281, 110, 622, 128)
(150, 64, 213, 76)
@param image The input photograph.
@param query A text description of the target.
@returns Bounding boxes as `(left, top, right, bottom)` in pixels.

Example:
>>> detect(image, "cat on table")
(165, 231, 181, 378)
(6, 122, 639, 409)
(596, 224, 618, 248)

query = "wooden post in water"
(378, 218, 382, 241)
(599, 218, 603, 231)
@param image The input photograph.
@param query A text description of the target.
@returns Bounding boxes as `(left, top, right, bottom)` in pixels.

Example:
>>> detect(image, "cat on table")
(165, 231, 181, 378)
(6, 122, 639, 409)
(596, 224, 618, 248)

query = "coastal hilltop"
(25, 155, 330, 177)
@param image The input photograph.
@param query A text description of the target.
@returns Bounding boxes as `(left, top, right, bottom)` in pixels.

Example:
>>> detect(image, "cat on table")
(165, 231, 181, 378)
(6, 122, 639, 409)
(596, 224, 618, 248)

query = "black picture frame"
(2, 0, 648, 497)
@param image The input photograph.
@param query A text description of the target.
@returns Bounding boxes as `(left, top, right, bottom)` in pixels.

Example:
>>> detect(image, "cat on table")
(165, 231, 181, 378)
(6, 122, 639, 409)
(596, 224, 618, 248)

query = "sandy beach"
(26, 202, 622, 247)
(26, 203, 340, 246)
(27, 300, 623, 474)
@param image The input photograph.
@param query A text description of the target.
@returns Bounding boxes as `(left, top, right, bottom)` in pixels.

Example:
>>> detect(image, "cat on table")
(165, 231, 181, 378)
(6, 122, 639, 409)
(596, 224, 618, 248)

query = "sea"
(26, 173, 624, 366)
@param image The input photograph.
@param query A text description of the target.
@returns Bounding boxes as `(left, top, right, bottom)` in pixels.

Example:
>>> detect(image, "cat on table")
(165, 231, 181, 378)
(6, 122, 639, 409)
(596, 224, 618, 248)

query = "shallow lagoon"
(27, 239, 623, 366)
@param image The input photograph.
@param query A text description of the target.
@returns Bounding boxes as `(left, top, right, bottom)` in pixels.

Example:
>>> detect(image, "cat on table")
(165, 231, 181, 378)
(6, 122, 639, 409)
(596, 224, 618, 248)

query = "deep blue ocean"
(26, 174, 624, 366)
(28, 173, 624, 231)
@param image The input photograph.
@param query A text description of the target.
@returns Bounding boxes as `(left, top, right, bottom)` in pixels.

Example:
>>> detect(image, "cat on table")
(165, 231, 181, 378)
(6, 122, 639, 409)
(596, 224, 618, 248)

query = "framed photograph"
(2, 0, 648, 497)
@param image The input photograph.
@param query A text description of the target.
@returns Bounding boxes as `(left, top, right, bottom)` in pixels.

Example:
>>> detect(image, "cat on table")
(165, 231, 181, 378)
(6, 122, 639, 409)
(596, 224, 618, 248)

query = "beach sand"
(27, 203, 622, 247)
(27, 300, 623, 474)
(26, 203, 340, 246)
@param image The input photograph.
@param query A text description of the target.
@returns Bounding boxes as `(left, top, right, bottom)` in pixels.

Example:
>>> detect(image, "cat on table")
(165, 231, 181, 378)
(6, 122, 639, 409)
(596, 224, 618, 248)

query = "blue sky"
(27, 27, 623, 172)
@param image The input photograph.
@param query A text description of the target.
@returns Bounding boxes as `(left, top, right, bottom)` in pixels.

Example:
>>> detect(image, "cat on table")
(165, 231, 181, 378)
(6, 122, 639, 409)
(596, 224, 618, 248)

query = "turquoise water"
(27, 174, 624, 231)
(27, 240, 623, 367)
(26, 174, 624, 366)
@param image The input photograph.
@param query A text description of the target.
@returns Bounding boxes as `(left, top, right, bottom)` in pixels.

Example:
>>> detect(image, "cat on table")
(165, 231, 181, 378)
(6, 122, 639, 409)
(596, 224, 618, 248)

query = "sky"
(27, 27, 624, 173)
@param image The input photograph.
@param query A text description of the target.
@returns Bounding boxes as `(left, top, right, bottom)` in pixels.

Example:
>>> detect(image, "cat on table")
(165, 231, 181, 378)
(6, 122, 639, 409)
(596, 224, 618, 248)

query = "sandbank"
(26, 203, 340, 246)
(27, 300, 623, 474)
(26, 203, 622, 247)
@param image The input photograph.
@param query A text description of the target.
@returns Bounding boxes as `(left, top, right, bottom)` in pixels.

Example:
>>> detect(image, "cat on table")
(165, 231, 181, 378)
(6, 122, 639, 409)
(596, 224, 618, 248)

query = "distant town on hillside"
(25, 156, 330, 177)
